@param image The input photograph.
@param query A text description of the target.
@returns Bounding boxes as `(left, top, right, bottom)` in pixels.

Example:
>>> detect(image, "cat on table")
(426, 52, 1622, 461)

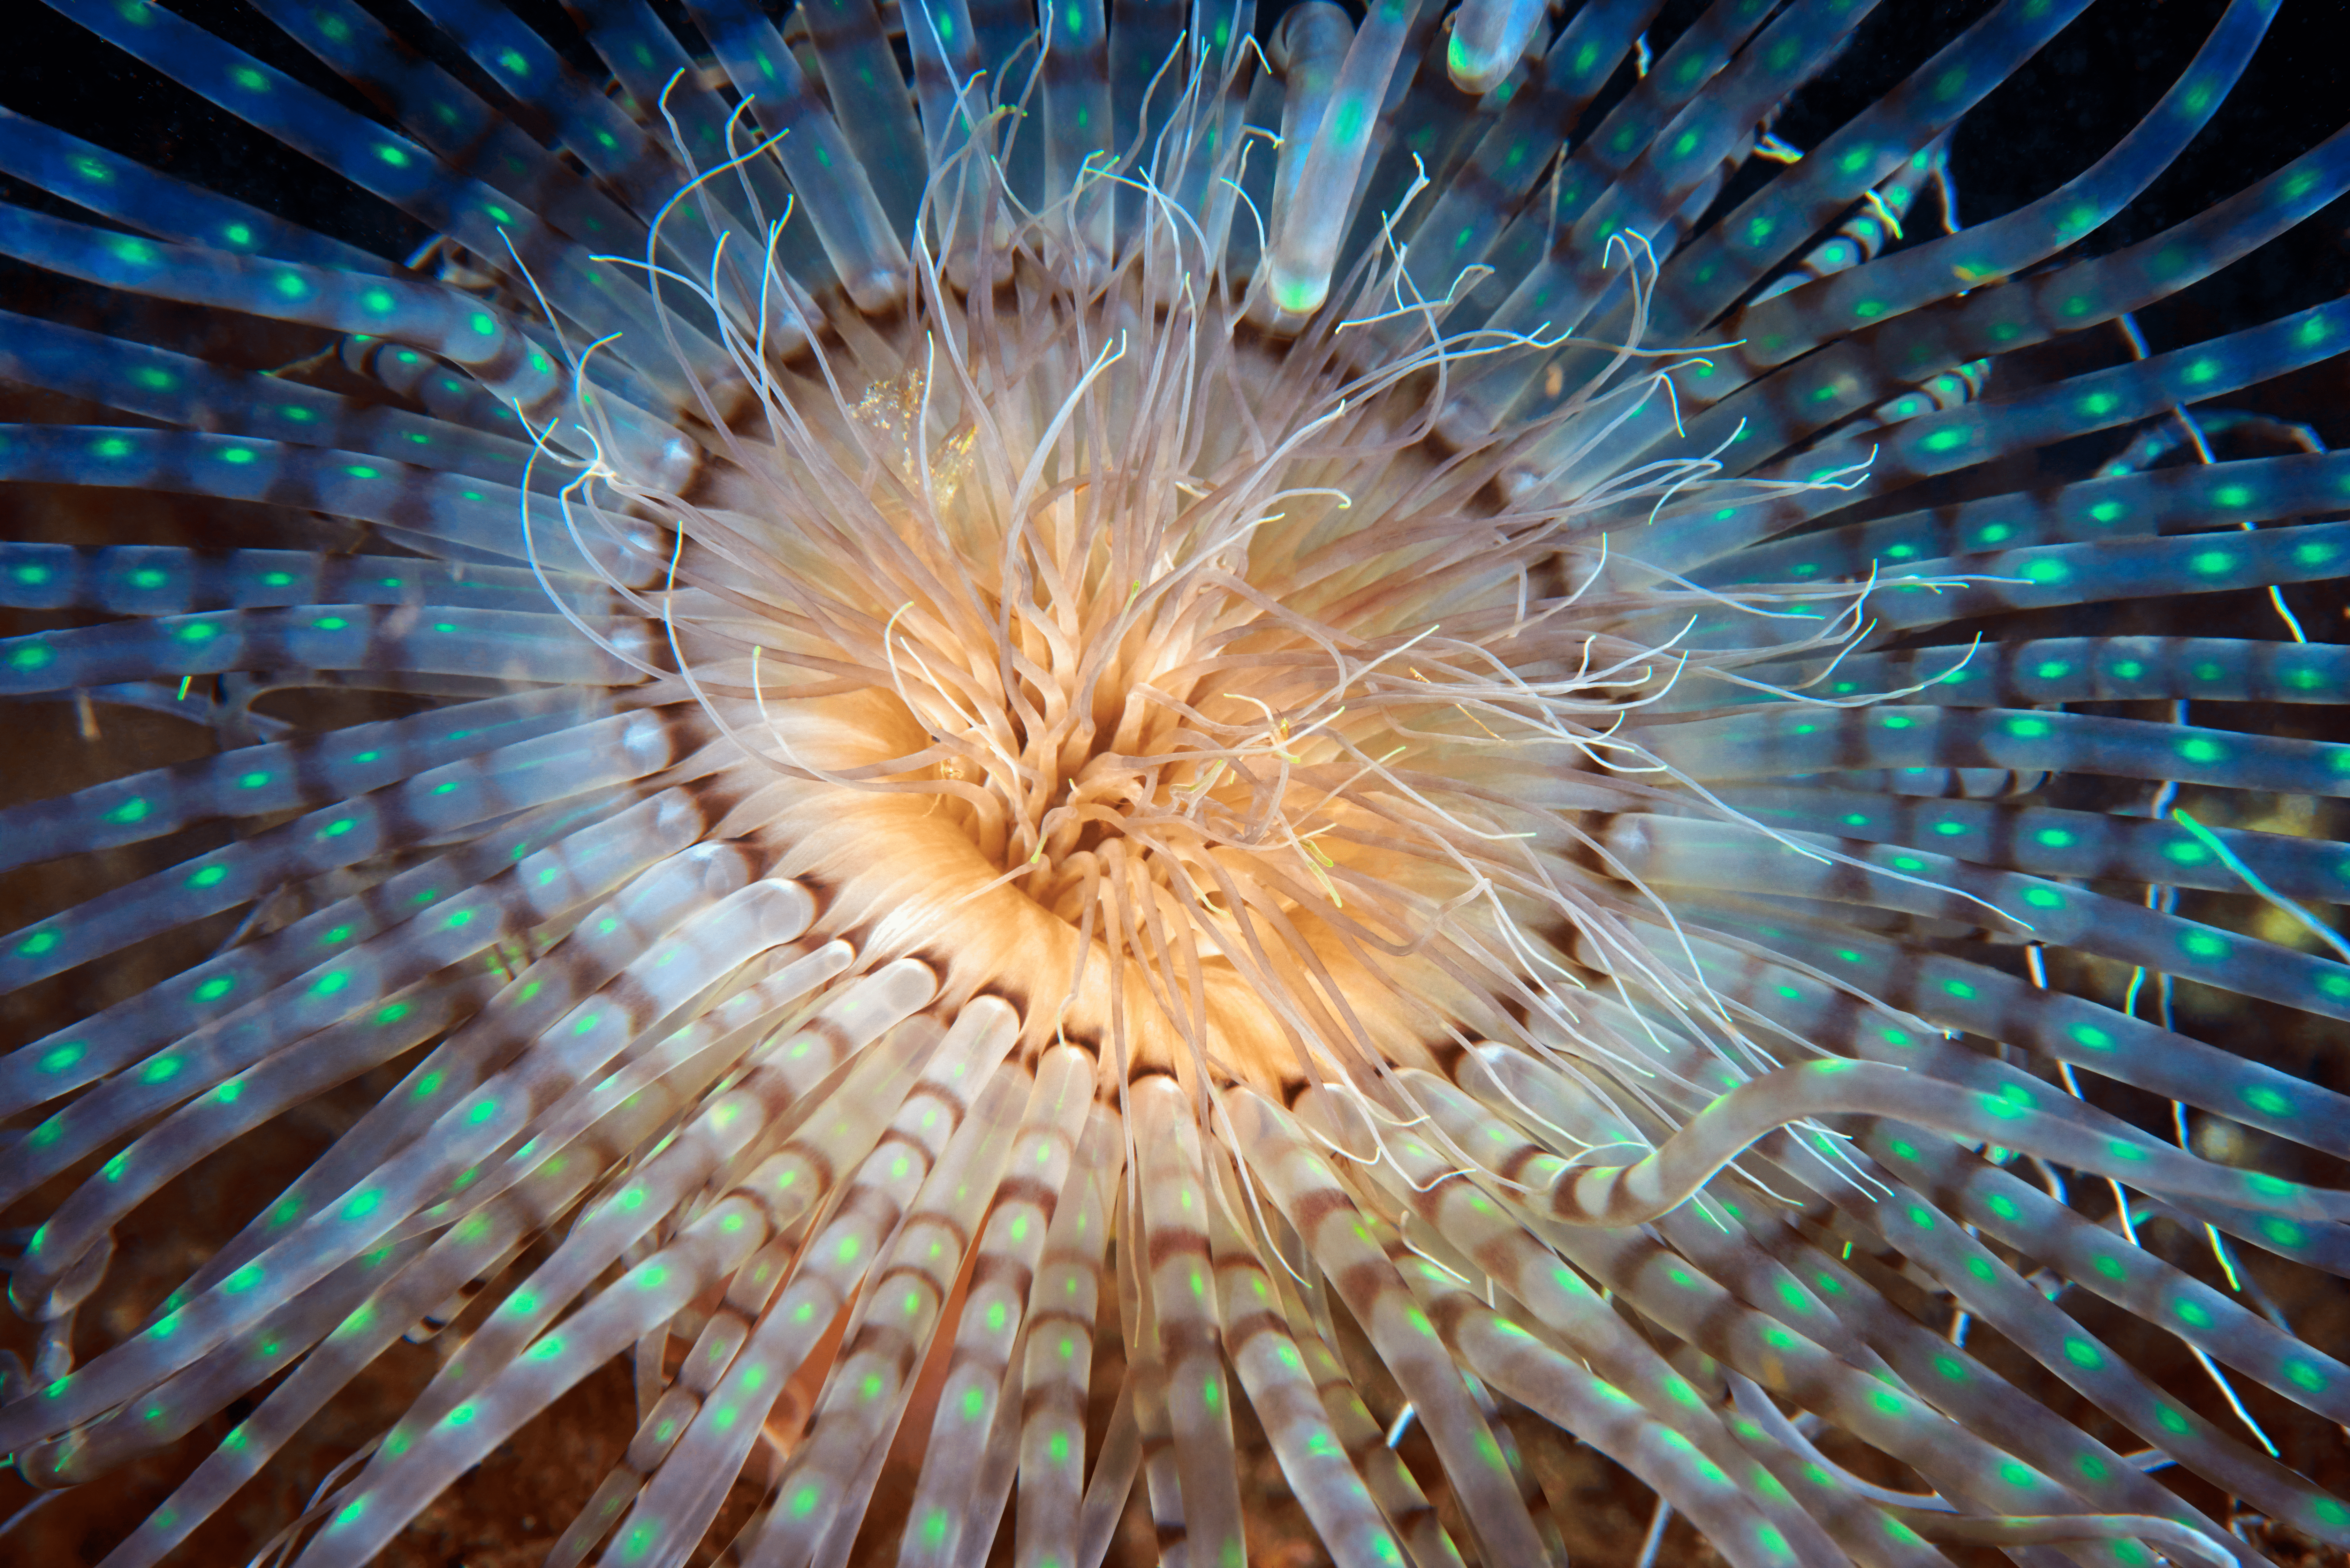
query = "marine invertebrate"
(2, 0, 2348, 1564)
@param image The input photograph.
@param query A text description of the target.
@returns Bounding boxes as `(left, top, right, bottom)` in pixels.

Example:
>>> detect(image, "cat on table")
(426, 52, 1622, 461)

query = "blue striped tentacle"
(1380, 0, 1663, 347)
(0, 601, 647, 694)
(0, 310, 544, 485)
(795, 0, 931, 234)
(0, 545, 586, 618)
(0, 727, 712, 1099)
(684, 0, 911, 311)
(1715, 782, 2350, 904)
(0, 687, 593, 872)
(0, 107, 391, 272)
(0, 426, 661, 576)
(1454, 0, 1880, 428)
(0, 789, 733, 1215)
(1696, 450, 2350, 587)
(52, 0, 717, 416)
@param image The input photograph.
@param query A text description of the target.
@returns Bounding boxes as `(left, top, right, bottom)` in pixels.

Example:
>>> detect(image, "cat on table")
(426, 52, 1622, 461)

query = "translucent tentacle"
(0, 688, 587, 873)
(1645, 703, 2350, 795)
(0, 714, 705, 1026)
(1128, 1074, 1247, 1568)
(1009, 1105, 1122, 1568)
(745, 1060, 1034, 1567)
(893, 1043, 1095, 1568)
(1227, 1085, 1563, 1568)
(1715, 783, 2350, 904)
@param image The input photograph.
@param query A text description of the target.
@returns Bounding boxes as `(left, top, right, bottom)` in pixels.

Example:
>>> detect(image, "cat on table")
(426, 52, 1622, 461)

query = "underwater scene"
(1, 2, 2348, 1565)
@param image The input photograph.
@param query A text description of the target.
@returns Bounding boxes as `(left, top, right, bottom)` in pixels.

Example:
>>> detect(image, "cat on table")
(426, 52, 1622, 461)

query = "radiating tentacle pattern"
(1, 1, 2346, 1565)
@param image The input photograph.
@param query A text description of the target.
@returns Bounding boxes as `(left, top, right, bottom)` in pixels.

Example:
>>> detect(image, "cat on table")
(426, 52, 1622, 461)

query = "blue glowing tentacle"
(0, 731, 705, 1103)
(521, 0, 806, 348)
(1229, 1085, 1677, 1568)
(1467, 1052, 2346, 1229)
(747, 1064, 1035, 1568)
(13, 1238, 435, 1484)
(684, 0, 912, 312)
(1441, 1057, 2088, 1522)
(1713, 1206, 2248, 1568)
(240, 0, 660, 248)
(291, 873, 816, 1249)
(1443, 0, 1545, 96)
(900, 0, 1002, 265)
(1642, 294, 2350, 571)
(0, 310, 542, 484)
(1128, 1075, 1248, 1568)
(606, 995, 1043, 1568)
(176, 903, 897, 1368)
(1192, 1139, 1408, 1568)
(0, 602, 646, 695)
(0, 205, 565, 408)
(1257, 0, 1424, 320)
(1382, 0, 1661, 345)
(0, 839, 789, 1442)
(1849, 524, 2350, 635)
(1701, 451, 2350, 586)
(299, 1200, 768, 1568)
(1631, 121, 2350, 540)
(0, 688, 590, 874)
(0, 810, 742, 1225)
(1743, 636, 2350, 712)
(1466, 0, 1879, 418)
(1389, 1217, 1881, 1568)
(345, 959, 935, 1504)
(1262, 3, 1350, 285)
(1645, 705, 2350, 795)
(1741, 0, 2274, 373)
(1747, 148, 1948, 307)
(397, 0, 698, 217)
(0, 108, 390, 272)
(1679, 916, 2350, 1166)
(1645, 0, 2092, 345)
(436, 940, 858, 1225)
(1754, 298, 2350, 502)
(56, 0, 717, 404)
(1162, 0, 1257, 266)
(1107, 0, 1186, 195)
(1566, 0, 2270, 473)
(1123, 1242, 1186, 1568)
(550, 0, 761, 213)
(1339, 27, 1502, 281)
(0, 426, 657, 575)
(1331, 1082, 1885, 1566)
(796, 0, 931, 236)
(1434, 1061, 2246, 1559)
(89, 1165, 572, 1568)
(10, 979, 501, 1331)
(0, 546, 582, 617)
(882, 1044, 1097, 1568)
(1714, 785, 2350, 906)
(1039, 0, 1114, 262)
(1278, 1276, 1475, 1568)
(1614, 816, 2350, 1027)
(1782, 1141, 2343, 1549)
(1881, 1135, 2350, 1435)
(263, 860, 813, 1241)
(1460, 0, 1780, 328)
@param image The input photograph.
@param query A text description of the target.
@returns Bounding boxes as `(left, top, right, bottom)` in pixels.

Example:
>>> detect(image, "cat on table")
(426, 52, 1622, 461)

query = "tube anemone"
(1, 2, 2347, 1566)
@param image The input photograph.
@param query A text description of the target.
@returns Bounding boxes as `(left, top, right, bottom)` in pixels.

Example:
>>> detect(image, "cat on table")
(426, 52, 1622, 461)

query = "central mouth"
(592, 242, 1860, 1091)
